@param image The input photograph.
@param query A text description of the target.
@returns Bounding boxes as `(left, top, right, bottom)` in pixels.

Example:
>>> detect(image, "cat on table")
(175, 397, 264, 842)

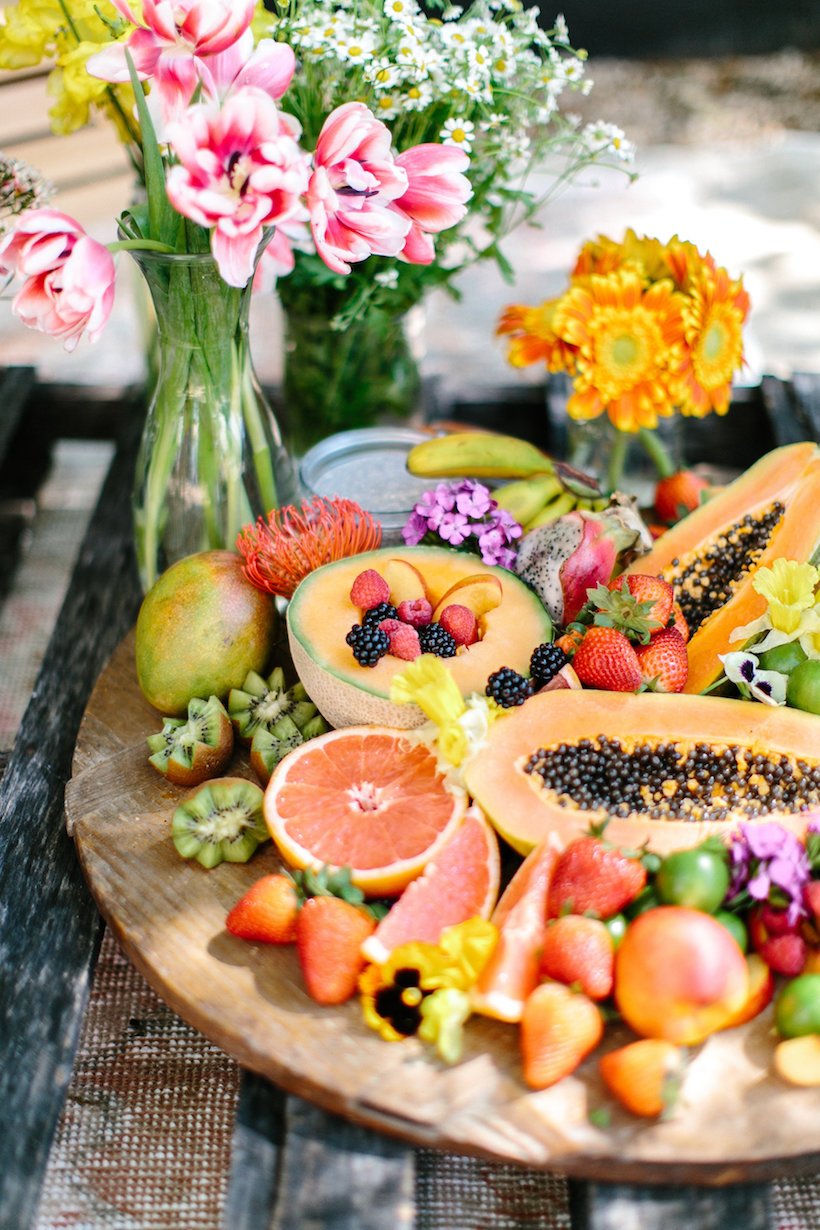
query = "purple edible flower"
(402, 480, 524, 564)
(727, 821, 811, 925)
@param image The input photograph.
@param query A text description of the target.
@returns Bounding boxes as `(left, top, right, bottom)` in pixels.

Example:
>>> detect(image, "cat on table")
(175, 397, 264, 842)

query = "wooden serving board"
(66, 633, 820, 1184)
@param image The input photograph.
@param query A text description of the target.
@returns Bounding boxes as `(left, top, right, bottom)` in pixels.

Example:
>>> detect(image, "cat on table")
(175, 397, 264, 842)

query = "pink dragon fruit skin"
(514, 497, 652, 629)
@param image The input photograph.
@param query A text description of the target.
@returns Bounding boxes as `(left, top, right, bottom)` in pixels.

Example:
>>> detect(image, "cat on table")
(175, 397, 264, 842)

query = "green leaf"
(125, 49, 176, 246)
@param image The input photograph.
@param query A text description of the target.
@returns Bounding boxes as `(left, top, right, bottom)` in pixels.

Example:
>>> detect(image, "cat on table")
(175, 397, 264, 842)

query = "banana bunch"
(406, 431, 608, 532)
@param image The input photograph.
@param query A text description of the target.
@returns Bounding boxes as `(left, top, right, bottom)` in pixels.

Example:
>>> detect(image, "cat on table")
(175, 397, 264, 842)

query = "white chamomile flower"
(441, 116, 476, 151)
(365, 57, 400, 89)
(553, 13, 570, 43)
(373, 91, 401, 119)
(501, 130, 531, 159)
(554, 55, 586, 84)
(340, 33, 377, 64)
(440, 23, 471, 49)
(442, 4, 463, 18)
(402, 80, 434, 110)
(582, 121, 635, 161)
(455, 74, 491, 102)
(468, 45, 493, 75)
(375, 268, 399, 288)
(490, 52, 514, 77)
(479, 111, 506, 131)
(384, 0, 420, 25)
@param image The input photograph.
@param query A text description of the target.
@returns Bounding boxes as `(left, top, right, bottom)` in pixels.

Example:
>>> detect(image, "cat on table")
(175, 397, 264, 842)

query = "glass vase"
(277, 282, 423, 457)
(566, 415, 683, 506)
(130, 248, 296, 592)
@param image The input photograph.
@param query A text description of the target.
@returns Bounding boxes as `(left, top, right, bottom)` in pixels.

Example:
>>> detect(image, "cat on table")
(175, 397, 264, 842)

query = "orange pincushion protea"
(236, 498, 382, 599)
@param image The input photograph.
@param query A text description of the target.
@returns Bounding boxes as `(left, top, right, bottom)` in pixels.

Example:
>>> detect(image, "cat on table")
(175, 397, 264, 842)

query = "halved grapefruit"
(471, 838, 561, 1023)
(361, 804, 501, 965)
(263, 727, 466, 897)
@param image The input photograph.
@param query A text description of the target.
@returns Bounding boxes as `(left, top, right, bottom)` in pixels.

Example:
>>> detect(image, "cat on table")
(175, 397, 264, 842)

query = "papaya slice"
(464, 690, 820, 855)
(623, 443, 820, 695)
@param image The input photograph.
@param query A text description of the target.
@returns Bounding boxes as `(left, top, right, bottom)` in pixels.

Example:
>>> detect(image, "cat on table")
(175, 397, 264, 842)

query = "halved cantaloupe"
(464, 690, 820, 855)
(624, 442, 820, 695)
(287, 546, 552, 729)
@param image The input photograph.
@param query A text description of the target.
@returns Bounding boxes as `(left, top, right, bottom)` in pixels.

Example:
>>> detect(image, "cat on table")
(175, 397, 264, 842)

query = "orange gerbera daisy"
(550, 270, 685, 432)
(573, 228, 668, 283)
(674, 264, 750, 417)
(496, 300, 577, 372)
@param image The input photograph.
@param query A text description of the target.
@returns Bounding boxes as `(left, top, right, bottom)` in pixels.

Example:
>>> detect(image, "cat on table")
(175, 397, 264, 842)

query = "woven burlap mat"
(35, 931, 819, 1230)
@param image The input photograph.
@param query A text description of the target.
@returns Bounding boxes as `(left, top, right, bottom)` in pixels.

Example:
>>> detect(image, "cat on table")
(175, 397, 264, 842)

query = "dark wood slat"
(0, 366, 35, 465)
(791, 373, 820, 442)
(566, 1179, 772, 1230)
(760, 376, 811, 446)
(269, 1098, 416, 1230)
(0, 411, 143, 1230)
(224, 1074, 287, 1230)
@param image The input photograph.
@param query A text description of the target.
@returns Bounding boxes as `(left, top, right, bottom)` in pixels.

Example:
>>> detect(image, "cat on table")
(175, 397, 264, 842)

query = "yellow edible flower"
(360, 918, 497, 1060)
(0, 0, 64, 69)
(752, 559, 820, 635)
(390, 656, 505, 768)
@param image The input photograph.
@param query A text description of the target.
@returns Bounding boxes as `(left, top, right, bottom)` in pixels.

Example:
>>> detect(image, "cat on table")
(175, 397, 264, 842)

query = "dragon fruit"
(514, 495, 652, 629)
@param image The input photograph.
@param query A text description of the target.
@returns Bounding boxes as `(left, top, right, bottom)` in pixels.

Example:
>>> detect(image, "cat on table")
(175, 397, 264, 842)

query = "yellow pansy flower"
(752, 558, 820, 634)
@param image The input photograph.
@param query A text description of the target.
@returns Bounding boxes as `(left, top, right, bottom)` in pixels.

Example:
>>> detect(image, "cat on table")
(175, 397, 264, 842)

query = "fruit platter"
(66, 434, 820, 1181)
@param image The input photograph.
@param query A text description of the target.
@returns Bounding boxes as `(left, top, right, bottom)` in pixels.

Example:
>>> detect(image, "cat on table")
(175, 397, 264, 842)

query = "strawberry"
(397, 597, 433, 628)
(749, 905, 808, 975)
(654, 470, 708, 525)
(520, 981, 603, 1089)
(296, 896, 375, 1005)
(540, 915, 615, 1001)
(350, 568, 390, 610)
(608, 574, 675, 630)
(438, 603, 478, 647)
(379, 618, 421, 660)
(572, 627, 642, 692)
(805, 881, 820, 930)
(226, 874, 300, 944)
(599, 1038, 685, 1118)
(548, 835, 647, 919)
(669, 600, 689, 643)
(635, 627, 688, 693)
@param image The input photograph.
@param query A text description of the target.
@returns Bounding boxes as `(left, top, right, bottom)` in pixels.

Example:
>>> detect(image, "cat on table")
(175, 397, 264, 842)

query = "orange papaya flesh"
(623, 444, 820, 696)
(464, 690, 820, 856)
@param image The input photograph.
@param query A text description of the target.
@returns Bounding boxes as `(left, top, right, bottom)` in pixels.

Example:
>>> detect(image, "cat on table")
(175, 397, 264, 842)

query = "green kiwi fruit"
(171, 776, 268, 868)
(250, 713, 329, 785)
(147, 695, 234, 786)
(228, 667, 319, 743)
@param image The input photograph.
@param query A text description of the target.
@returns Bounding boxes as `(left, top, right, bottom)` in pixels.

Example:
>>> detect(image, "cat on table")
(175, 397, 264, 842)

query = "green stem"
(239, 346, 278, 515)
(606, 430, 630, 493)
(638, 426, 677, 479)
(108, 238, 176, 254)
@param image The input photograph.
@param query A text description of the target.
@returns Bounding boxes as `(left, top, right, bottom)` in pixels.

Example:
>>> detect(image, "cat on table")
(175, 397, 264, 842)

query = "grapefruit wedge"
(263, 727, 466, 896)
(471, 838, 561, 1023)
(361, 805, 501, 964)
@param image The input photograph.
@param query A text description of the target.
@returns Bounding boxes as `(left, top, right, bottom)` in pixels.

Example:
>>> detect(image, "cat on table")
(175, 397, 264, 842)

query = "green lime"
(758, 641, 808, 674)
(774, 973, 820, 1038)
(604, 913, 628, 949)
(655, 847, 730, 913)
(786, 659, 820, 715)
(713, 910, 748, 953)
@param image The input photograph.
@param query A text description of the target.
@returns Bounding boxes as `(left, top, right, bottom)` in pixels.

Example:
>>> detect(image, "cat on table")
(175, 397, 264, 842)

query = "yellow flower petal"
(390, 655, 466, 728)
(419, 988, 472, 1063)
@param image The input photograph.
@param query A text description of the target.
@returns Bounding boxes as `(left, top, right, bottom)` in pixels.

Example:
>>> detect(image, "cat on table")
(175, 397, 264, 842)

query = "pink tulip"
(198, 32, 296, 104)
(87, 0, 255, 109)
(392, 145, 472, 265)
(165, 88, 309, 287)
(306, 101, 411, 275)
(0, 210, 115, 350)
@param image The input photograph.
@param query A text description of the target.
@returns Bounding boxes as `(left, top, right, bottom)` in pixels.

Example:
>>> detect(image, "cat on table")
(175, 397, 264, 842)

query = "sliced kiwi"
(250, 712, 329, 785)
(228, 667, 319, 744)
(171, 776, 268, 869)
(147, 695, 234, 787)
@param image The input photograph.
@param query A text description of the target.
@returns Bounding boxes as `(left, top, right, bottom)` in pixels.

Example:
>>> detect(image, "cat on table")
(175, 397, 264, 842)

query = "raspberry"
(438, 603, 478, 647)
(380, 619, 421, 661)
(417, 622, 457, 657)
(397, 598, 433, 628)
(350, 569, 390, 610)
(529, 642, 568, 686)
(486, 667, 533, 708)
(345, 622, 390, 667)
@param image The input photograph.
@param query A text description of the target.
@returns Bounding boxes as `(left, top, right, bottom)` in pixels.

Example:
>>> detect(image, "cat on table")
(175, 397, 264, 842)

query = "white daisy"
(375, 268, 399, 288)
(383, 0, 420, 25)
(440, 117, 476, 151)
(365, 57, 400, 89)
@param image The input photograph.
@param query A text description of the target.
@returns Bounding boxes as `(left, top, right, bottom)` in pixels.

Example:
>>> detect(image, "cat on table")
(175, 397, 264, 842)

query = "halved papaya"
(464, 690, 820, 855)
(623, 443, 820, 695)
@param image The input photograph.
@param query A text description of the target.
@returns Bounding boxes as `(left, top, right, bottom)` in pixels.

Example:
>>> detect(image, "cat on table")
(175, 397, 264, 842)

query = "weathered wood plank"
(0, 365, 34, 464)
(270, 1098, 416, 1230)
(0, 410, 142, 1230)
(223, 1073, 288, 1230)
(791, 373, 820, 442)
(566, 1179, 772, 1230)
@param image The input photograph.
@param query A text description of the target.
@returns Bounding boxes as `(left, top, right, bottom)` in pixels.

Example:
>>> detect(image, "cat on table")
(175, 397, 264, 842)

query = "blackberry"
(529, 642, 568, 686)
(345, 622, 390, 667)
(417, 621, 457, 658)
(362, 602, 398, 627)
(486, 667, 533, 708)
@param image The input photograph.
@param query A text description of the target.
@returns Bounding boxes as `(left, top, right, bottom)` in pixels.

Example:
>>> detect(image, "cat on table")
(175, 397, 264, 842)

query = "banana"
(407, 432, 556, 480)
(524, 491, 577, 530)
(492, 474, 563, 525)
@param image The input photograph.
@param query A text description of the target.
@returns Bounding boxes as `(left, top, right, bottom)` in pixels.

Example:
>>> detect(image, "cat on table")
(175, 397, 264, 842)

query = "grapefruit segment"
(471, 838, 561, 1023)
(264, 727, 467, 896)
(361, 805, 501, 965)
